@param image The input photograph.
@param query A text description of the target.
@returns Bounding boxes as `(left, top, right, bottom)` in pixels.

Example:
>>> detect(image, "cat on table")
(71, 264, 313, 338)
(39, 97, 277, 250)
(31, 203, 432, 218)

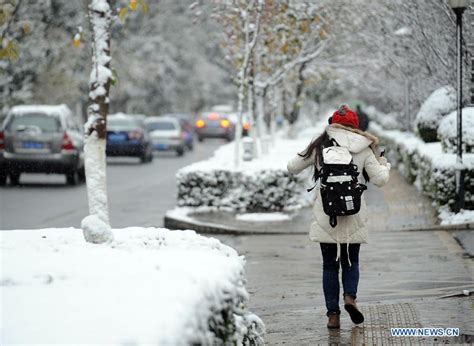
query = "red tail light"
(0, 131, 4, 150)
(62, 132, 75, 150)
(128, 130, 143, 140)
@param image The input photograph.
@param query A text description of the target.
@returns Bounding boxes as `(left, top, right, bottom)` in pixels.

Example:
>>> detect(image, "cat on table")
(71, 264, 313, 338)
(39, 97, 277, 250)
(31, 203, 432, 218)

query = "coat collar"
(326, 123, 380, 154)
(328, 123, 379, 146)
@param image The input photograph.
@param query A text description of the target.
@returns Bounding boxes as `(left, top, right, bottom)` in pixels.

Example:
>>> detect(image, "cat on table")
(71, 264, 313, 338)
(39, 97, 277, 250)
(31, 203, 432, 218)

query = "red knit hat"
(329, 105, 359, 129)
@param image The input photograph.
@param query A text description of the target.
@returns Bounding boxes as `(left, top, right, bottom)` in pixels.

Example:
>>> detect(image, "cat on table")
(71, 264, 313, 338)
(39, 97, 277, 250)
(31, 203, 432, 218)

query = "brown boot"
(327, 312, 341, 329)
(344, 295, 364, 324)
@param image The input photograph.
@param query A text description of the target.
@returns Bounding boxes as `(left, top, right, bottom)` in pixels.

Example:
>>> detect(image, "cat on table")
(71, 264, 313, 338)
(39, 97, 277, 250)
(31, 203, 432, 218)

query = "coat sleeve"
(287, 150, 315, 175)
(363, 148, 390, 187)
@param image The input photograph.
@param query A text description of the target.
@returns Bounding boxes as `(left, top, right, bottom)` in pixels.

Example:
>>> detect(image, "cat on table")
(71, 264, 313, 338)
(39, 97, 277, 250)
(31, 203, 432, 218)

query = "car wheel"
(0, 172, 7, 186)
(66, 171, 78, 186)
(10, 173, 20, 186)
(176, 147, 185, 157)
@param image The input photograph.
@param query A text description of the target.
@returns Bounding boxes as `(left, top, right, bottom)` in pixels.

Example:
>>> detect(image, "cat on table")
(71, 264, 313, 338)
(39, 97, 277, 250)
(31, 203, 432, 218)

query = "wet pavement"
(212, 170, 474, 344)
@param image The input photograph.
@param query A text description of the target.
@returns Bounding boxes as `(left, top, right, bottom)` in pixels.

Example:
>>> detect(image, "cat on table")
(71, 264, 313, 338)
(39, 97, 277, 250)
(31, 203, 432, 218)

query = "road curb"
(164, 209, 473, 235)
(163, 210, 307, 235)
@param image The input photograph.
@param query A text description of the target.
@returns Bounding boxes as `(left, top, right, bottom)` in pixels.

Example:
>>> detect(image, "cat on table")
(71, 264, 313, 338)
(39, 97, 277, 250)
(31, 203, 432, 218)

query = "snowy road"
(0, 139, 223, 230)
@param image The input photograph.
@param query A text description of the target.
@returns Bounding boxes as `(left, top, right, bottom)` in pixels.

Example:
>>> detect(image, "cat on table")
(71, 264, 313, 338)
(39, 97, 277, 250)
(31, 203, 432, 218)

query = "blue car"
(106, 114, 153, 163)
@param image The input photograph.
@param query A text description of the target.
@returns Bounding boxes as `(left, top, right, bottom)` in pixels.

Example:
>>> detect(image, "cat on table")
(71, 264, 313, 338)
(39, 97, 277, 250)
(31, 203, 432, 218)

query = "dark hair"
(298, 131, 332, 180)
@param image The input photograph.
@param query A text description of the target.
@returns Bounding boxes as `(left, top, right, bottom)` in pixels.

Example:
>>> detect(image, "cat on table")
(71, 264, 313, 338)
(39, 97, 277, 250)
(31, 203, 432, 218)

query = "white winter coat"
(287, 123, 391, 245)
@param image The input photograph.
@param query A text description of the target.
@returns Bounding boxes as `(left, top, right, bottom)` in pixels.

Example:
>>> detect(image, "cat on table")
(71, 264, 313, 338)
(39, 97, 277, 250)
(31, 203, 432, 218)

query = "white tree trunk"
(82, 0, 114, 243)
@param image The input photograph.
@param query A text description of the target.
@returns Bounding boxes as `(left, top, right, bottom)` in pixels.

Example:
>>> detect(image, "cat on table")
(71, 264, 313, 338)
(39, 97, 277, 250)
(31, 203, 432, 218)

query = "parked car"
(145, 116, 187, 156)
(106, 114, 153, 163)
(194, 112, 236, 142)
(0, 104, 85, 186)
(162, 113, 195, 150)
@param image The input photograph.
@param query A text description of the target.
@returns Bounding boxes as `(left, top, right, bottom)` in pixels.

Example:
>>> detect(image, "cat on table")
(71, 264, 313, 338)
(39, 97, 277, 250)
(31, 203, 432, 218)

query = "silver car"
(145, 117, 186, 156)
(0, 104, 85, 186)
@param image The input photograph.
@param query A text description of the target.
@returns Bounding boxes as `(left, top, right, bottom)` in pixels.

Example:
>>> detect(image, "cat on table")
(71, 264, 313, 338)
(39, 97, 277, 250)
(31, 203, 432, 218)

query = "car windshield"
(8, 113, 60, 133)
(146, 121, 176, 131)
(108, 118, 138, 129)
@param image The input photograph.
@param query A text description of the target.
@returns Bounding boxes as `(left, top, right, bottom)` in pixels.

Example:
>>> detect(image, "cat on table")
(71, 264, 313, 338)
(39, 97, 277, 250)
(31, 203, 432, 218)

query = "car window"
(146, 121, 176, 131)
(7, 114, 61, 133)
(108, 118, 138, 128)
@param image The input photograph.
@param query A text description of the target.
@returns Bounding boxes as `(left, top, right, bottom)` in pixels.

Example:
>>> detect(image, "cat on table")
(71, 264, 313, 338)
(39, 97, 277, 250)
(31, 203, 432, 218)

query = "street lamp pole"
(449, 0, 469, 212)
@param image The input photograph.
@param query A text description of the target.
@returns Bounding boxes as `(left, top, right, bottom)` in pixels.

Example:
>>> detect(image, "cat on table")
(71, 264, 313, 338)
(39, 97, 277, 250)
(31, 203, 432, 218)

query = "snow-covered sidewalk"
(0, 228, 264, 344)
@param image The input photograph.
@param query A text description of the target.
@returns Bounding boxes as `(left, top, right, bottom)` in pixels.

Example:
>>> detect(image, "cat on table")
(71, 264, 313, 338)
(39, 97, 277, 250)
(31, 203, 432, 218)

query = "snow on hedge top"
(0, 227, 251, 344)
(415, 85, 456, 129)
(371, 121, 474, 169)
(8, 104, 72, 117)
(438, 107, 474, 143)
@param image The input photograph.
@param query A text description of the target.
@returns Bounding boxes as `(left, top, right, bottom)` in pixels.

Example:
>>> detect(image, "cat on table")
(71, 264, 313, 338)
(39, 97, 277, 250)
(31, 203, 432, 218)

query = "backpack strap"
(330, 215, 337, 228)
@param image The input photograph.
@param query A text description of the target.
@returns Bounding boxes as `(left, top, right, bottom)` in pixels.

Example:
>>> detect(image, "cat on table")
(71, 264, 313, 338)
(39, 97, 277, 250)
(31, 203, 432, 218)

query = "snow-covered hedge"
(0, 228, 265, 345)
(177, 169, 303, 211)
(438, 107, 474, 154)
(371, 122, 474, 211)
(176, 130, 322, 212)
(414, 86, 456, 142)
(365, 105, 404, 130)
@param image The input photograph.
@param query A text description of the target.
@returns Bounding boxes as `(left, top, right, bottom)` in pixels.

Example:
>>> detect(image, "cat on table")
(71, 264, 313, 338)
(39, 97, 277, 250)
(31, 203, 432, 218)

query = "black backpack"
(309, 140, 367, 228)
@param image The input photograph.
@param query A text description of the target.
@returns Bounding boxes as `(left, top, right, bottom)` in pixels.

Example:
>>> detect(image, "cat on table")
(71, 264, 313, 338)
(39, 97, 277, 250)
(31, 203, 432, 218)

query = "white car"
(144, 117, 186, 156)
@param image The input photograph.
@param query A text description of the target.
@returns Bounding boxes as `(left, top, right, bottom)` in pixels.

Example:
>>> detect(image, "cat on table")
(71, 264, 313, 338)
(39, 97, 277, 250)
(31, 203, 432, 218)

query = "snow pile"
(438, 107, 474, 154)
(371, 122, 474, 212)
(414, 86, 456, 142)
(0, 228, 264, 344)
(177, 124, 325, 212)
(439, 207, 474, 225)
(236, 212, 293, 222)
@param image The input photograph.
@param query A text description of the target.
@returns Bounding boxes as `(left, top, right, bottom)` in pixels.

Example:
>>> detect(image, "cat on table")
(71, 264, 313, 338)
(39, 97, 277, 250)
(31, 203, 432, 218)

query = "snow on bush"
(177, 127, 324, 212)
(371, 122, 474, 212)
(414, 86, 456, 142)
(438, 107, 474, 154)
(365, 105, 403, 130)
(0, 228, 265, 345)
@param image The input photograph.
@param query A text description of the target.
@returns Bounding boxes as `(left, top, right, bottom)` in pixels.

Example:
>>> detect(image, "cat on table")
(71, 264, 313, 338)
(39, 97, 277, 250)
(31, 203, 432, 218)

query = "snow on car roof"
(144, 116, 179, 123)
(9, 104, 72, 117)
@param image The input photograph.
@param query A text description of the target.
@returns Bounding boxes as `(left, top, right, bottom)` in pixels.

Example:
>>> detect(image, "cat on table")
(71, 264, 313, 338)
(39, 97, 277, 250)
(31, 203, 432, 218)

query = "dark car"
(194, 112, 235, 142)
(106, 114, 153, 163)
(0, 104, 85, 186)
(162, 113, 195, 150)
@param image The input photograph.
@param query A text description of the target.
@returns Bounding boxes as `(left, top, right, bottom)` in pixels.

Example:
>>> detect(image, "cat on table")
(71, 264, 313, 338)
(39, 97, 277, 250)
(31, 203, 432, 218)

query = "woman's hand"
(378, 156, 391, 170)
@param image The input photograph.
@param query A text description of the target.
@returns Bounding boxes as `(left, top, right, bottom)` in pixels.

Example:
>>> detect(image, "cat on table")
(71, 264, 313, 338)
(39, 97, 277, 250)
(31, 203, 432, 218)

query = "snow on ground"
(439, 207, 474, 225)
(0, 227, 264, 344)
(179, 122, 327, 175)
(236, 212, 293, 222)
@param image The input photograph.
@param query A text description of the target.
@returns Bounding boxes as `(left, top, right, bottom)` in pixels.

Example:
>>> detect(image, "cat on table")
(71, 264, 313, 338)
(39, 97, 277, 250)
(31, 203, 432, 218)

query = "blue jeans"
(320, 243, 360, 316)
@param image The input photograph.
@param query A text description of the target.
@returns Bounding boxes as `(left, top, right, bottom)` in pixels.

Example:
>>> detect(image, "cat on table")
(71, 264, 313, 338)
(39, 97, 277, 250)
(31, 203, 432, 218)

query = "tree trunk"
(289, 62, 307, 125)
(82, 0, 114, 244)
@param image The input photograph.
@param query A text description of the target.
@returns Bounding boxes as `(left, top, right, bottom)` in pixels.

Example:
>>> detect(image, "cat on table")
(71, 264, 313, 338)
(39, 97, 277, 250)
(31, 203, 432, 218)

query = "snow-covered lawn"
(0, 228, 264, 344)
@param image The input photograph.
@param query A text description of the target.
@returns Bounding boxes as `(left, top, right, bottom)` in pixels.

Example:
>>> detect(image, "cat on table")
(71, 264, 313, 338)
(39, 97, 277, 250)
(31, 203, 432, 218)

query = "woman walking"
(287, 105, 391, 329)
